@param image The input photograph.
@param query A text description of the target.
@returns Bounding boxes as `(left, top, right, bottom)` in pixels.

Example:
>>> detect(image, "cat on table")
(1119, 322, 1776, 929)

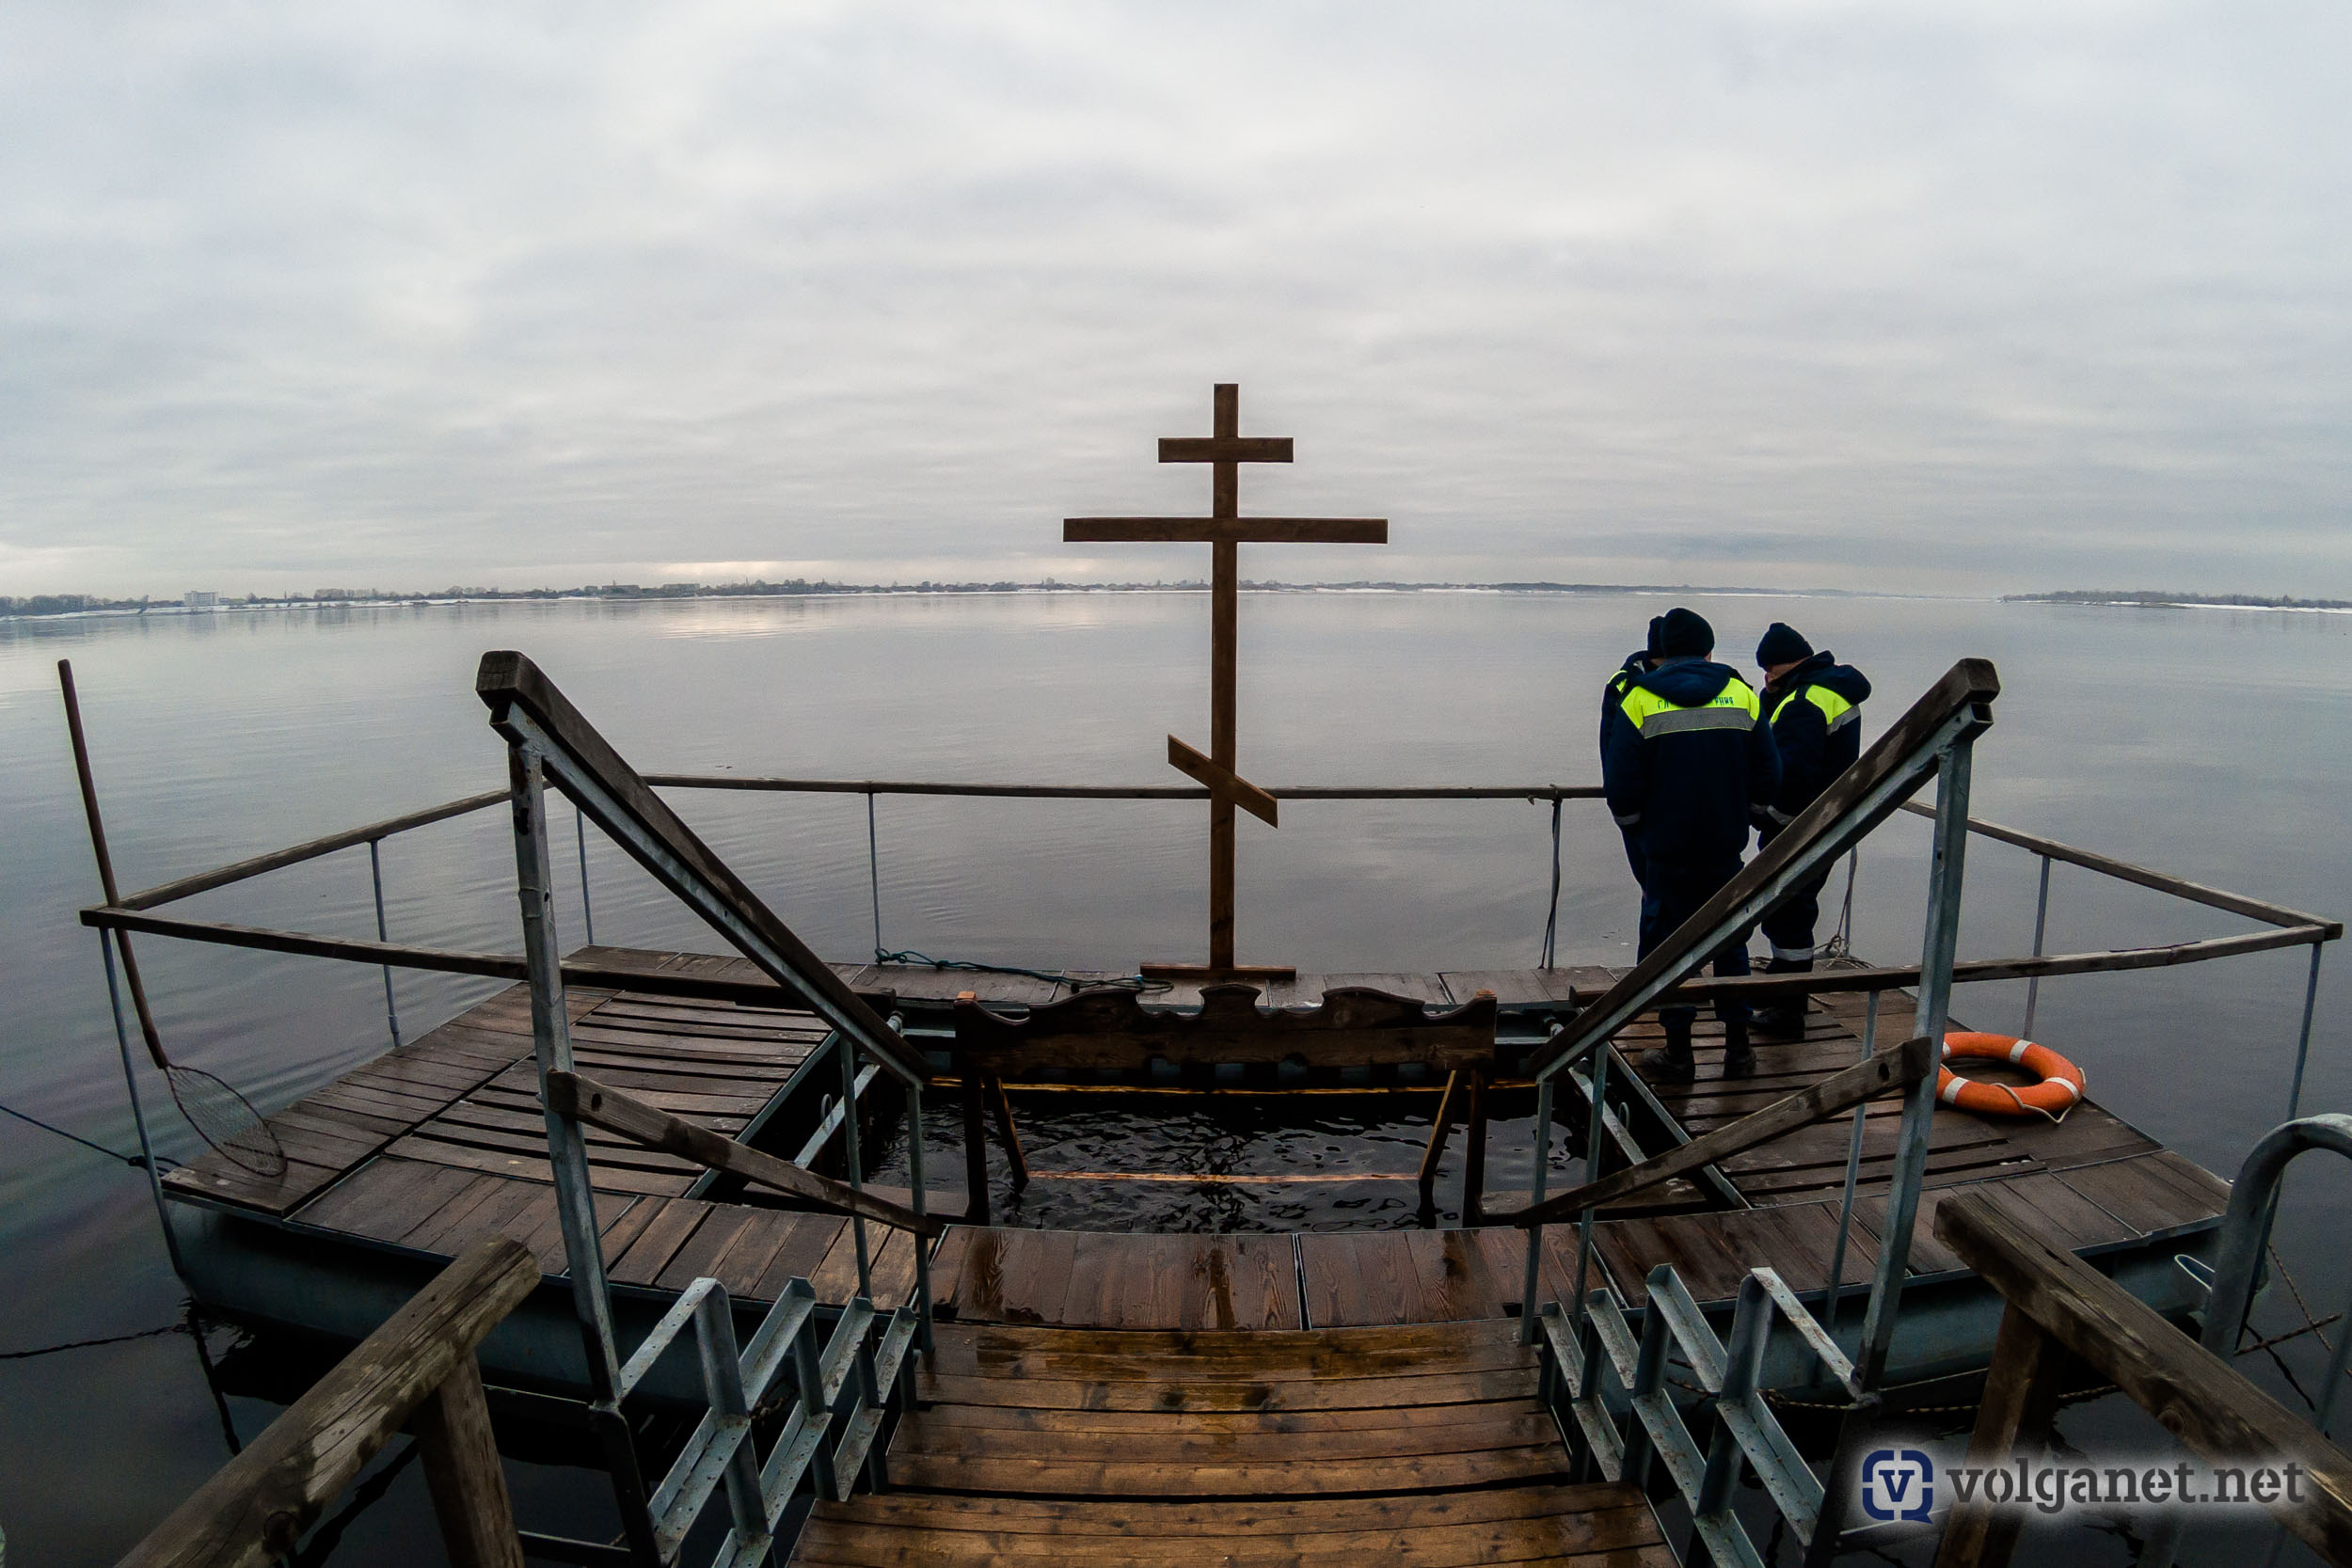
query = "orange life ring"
(1936, 1033, 2086, 1119)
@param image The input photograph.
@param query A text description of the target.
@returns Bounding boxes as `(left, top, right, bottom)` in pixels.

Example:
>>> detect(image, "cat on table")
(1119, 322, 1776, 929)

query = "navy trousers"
(1756, 826, 1831, 965)
(1639, 855, 1752, 1027)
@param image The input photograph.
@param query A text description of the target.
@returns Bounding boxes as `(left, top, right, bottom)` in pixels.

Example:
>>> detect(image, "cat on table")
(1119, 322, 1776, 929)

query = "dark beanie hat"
(1756, 622, 1813, 667)
(1645, 616, 1665, 657)
(1655, 607, 1713, 658)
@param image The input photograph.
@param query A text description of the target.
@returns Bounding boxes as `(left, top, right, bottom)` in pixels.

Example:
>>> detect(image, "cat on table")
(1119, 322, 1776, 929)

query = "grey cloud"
(1, 1, 2346, 596)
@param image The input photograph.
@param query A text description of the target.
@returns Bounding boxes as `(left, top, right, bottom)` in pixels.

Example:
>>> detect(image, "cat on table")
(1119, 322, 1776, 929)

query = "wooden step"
(796, 1483, 1670, 1564)
(788, 1319, 1664, 1562)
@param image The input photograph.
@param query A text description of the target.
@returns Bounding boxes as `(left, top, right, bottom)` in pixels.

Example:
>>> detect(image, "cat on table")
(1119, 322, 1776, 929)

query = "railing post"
(867, 791, 884, 959)
(1818, 990, 1878, 1336)
(839, 1035, 874, 1302)
(1856, 736, 1976, 1392)
(2021, 853, 2050, 1038)
(1930, 1301, 2068, 1568)
(98, 930, 186, 1282)
(897, 1012, 936, 1359)
(368, 838, 403, 1049)
(1542, 794, 1563, 970)
(2288, 941, 2324, 1120)
(503, 744, 660, 1558)
(1520, 1074, 1555, 1346)
(574, 803, 596, 949)
(1570, 1042, 1611, 1336)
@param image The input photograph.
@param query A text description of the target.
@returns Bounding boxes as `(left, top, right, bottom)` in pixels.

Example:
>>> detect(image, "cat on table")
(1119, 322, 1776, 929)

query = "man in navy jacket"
(1750, 622, 1872, 1036)
(1598, 617, 1662, 879)
(1602, 608, 1780, 1081)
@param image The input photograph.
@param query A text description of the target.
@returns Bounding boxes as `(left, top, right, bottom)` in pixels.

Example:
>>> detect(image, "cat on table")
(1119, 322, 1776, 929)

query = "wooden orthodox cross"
(1067, 384, 1387, 979)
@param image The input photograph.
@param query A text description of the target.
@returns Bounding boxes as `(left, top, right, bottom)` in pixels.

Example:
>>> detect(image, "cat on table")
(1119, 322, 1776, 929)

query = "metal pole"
(1819, 990, 1878, 1337)
(2288, 942, 2325, 1120)
(867, 792, 884, 960)
(839, 1034, 873, 1302)
(2023, 853, 2051, 1038)
(1570, 1042, 1612, 1334)
(1856, 738, 1975, 1391)
(1542, 796, 1564, 971)
(99, 930, 186, 1283)
(509, 752, 663, 1560)
(507, 750, 624, 1395)
(367, 839, 403, 1049)
(897, 1010, 934, 1358)
(575, 802, 596, 948)
(1520, 1074, 1555, 1346)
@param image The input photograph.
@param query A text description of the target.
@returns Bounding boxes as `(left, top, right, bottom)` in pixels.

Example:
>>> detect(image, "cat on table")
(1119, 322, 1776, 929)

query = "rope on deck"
(873, 947, 1172, 995)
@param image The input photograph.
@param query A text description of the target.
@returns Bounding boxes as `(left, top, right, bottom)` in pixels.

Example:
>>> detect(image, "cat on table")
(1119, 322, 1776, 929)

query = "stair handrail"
(1498, 1034, 1933, 1227)
(476, 649, 926, 1085)
(548, 1069, 943, 1237)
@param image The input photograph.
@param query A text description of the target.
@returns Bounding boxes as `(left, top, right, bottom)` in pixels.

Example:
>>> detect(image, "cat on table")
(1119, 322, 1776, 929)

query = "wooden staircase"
(791, 1317, 1670, 1564)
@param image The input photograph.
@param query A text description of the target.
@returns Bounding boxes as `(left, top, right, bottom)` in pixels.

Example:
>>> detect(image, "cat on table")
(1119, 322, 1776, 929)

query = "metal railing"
(472, 651, 935, 1563)
(64, 650, 2347, 1564)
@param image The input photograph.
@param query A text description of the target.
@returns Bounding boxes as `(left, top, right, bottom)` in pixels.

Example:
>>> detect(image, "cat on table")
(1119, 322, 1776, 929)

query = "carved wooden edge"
(951, 984, 1500, 1071)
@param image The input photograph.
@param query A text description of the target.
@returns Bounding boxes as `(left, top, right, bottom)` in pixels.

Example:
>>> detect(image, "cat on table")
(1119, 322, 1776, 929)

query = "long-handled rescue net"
(61, 660, 287, 1180)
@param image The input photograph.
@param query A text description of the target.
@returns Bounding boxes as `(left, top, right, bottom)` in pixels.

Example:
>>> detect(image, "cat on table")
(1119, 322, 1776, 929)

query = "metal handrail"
(476, 651, 927, 1087)
(464, 652, 942, 1563)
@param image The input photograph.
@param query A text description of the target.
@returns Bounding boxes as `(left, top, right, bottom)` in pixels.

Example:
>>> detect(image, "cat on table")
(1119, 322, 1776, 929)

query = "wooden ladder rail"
(118, 1237, 539, 1568)
(1931, 1189, 2352, 1568)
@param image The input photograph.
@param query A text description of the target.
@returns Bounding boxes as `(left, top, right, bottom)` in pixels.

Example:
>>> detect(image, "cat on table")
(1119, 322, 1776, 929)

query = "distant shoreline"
(1, 578, 1887, 621)
(2006, 591, 2352, 612)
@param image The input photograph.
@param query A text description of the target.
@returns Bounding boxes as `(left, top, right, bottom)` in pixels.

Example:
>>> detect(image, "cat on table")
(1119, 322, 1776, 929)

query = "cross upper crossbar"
(1158, 436, 1292, 465)
(1064, 517, 1388, 545)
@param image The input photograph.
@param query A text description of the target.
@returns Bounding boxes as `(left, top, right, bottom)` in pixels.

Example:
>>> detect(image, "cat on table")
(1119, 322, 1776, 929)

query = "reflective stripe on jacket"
(1601, 657, 1780, 872)
(1758, 653, 1872, 833)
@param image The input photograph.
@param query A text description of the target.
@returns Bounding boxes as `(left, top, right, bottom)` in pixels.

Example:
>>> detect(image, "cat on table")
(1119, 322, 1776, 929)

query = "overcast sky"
(3, 2, 2346, 598)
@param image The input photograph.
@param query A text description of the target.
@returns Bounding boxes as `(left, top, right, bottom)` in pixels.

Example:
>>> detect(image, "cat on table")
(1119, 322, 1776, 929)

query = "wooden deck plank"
(750, 1212, 856, 1301)
(1297, 1232, 1374, 1329)
(607, 1198, 714, 1286)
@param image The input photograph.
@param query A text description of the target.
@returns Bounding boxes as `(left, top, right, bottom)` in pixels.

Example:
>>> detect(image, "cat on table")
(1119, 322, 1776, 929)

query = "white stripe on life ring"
(2009, 1039, 2034, 1063)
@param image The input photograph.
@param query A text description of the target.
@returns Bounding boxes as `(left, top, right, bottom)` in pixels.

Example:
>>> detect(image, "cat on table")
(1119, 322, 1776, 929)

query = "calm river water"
(4, 591, 2349, 1562)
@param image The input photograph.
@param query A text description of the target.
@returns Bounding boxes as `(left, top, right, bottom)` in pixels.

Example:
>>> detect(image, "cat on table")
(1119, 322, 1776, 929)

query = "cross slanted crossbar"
(1065, 384, 1387, 978)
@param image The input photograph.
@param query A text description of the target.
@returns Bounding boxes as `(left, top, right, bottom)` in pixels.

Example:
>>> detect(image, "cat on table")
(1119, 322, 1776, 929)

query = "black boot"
(1651, 1011, 1696, 1084)
(1753, 957, 1812, 1038)
(1721, 1018, 1756, 1078)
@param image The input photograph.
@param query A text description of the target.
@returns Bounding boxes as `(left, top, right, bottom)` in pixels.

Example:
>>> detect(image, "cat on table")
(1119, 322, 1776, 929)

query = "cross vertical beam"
(1210, 388, 1240, 971)
(1065, 384, 1386, 978)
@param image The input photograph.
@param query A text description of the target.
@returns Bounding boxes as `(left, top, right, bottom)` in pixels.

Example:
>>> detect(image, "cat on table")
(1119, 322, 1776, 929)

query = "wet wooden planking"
(932, 1228, 1300, 1330)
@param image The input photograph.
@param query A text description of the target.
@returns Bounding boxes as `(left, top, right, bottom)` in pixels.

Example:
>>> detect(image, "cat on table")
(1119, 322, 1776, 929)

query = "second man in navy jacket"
(1750, 622, 1872, 1035)
(1601, 608, 1780, 1081)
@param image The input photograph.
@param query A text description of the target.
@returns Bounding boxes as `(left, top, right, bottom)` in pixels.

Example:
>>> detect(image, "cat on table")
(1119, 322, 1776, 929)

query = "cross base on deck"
(1137, 961, 1299, 982)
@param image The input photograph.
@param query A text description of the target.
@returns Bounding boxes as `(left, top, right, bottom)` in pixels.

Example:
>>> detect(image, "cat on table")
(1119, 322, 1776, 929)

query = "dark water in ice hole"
(7, 591, 2352, 1563)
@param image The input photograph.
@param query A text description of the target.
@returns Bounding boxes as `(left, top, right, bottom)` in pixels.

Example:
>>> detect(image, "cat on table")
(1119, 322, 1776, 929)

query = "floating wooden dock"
(163, 949, 923, 1309)
(161, 943, 2225, 1370)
